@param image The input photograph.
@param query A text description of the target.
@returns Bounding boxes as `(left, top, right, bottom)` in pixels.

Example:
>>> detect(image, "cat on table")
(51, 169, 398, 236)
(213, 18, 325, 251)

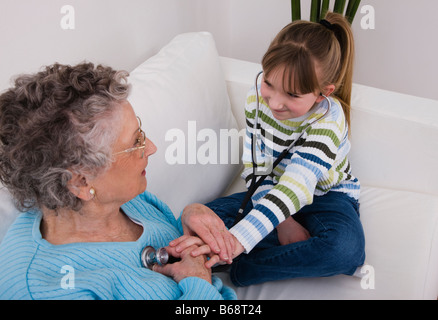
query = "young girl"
(172, 12, 365, 287)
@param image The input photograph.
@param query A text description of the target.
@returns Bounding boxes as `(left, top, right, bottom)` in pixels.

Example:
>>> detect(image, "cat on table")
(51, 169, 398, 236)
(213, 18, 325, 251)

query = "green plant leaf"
(321, 0, 330, 20)
(345, 0, 361, 23)
(291, 0, 301, 21)
(334, 0, 346, 14)
(310, 0, 322, 22)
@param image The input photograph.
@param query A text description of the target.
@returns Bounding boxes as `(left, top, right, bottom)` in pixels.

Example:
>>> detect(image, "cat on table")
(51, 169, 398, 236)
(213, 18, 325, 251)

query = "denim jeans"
(205, 191, 366, 287)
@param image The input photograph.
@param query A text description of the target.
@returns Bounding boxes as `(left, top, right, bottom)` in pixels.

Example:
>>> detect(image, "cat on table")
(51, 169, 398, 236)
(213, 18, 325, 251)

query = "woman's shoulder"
(123, 191, 177, 223)
(125, 190, 171, 213)
(0, 211, 38, 247)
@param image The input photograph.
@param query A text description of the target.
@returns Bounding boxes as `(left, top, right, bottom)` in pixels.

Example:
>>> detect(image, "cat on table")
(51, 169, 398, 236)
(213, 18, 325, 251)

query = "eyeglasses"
(113, 116, 147, 159)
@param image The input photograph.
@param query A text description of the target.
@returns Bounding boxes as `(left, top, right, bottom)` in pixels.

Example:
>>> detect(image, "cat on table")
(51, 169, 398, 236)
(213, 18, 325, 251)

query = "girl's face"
(260, 67, 327, 121)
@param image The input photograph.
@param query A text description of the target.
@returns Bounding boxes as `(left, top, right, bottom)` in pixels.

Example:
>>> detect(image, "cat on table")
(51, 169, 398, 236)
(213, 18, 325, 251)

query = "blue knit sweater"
(0, 191, 236, 300)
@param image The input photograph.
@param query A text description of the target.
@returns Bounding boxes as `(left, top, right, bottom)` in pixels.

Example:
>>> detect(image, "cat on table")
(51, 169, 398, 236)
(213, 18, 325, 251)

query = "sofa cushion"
(128, 32, 240, 216)
(0, 188, 19, 243)
(350, 85, 438, 197)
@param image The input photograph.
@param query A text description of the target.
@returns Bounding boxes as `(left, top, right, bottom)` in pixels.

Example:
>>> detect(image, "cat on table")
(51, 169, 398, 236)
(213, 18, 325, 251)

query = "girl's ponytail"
(324, 12, 355, 128)
(262, 12, 355, 129)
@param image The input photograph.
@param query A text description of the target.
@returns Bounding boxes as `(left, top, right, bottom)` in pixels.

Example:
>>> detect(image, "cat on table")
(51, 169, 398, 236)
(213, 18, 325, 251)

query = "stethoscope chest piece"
(141, 246, 169, 269)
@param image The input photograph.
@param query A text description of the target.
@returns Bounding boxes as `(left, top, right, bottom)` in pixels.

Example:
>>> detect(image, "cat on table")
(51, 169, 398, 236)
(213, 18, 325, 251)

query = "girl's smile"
(260, 66, 333, 121)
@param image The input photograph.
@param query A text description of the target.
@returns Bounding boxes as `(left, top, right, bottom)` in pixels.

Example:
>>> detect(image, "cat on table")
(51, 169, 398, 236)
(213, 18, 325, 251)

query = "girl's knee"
(320, 228, 365, 273)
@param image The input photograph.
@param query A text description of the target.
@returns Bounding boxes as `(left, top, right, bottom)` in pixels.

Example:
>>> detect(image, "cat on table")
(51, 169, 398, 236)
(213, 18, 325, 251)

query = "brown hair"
(262, 12, 355, 127)
(0, 62, 130, 211)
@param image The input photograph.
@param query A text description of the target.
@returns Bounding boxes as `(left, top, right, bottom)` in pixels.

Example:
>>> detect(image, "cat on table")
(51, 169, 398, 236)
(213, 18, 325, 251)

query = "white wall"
(0, 0, 199, 91)
(353, 0, 438, 101)
(1, 0, 437, 101)
(197, 0, 438, 101)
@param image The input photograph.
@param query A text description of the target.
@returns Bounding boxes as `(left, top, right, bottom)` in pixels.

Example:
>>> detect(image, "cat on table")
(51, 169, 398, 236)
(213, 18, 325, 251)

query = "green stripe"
(336, 156, 347, 171)
(308, 128, 340, 147)
(280, 112, 324, 128)
(247, 95, 303, 134)
(279, 175, 313, 204)
(272, 184, 301, 213)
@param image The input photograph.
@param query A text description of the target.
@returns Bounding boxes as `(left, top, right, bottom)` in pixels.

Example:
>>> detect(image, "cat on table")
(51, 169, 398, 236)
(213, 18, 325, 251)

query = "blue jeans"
(205, 191, 366, 287)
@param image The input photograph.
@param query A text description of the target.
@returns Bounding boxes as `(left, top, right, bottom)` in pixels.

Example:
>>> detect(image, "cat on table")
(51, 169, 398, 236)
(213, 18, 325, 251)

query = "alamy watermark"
(360, 264, 375, 290)
(60, 265, 75, 290)
(360, 5, 375, 30)
(60, 5, 75, 30)
(163, 121, 276, 176)
(164, 121, 245, 165)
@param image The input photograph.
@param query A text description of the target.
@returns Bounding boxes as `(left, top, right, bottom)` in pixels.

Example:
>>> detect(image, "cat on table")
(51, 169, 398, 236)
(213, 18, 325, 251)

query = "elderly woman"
(0, 62, 236, 300)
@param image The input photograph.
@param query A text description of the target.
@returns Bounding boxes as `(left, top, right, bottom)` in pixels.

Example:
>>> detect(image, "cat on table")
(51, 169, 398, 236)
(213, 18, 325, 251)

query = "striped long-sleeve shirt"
(0, 191, 236, 300)
(229, 86, 360, 253)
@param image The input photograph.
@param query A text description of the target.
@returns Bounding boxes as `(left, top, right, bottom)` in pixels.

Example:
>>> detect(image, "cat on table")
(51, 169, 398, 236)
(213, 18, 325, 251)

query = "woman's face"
(91, 101, 156, 206)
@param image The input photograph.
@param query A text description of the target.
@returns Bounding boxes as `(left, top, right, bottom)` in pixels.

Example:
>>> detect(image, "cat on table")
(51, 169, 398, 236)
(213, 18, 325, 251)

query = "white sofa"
(1, 32, 438, 300)
(219, 57, 438, 300)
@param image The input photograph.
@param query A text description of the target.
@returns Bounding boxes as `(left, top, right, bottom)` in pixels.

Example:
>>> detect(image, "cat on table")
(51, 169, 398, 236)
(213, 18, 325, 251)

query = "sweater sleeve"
(178, 276, 237, 300)
(230, 100, 347, 253)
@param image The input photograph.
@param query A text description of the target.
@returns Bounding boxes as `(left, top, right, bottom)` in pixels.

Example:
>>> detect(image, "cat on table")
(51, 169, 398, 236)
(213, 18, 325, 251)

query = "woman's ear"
(67, 172, 94, 201)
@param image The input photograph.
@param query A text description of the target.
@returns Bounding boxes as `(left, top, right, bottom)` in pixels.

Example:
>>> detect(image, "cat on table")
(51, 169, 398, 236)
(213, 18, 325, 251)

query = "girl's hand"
(152, 242, 212, 284)
(172, 203, 236, 264)
(276, 216, 310, 246)
(170, 233, 244, 268)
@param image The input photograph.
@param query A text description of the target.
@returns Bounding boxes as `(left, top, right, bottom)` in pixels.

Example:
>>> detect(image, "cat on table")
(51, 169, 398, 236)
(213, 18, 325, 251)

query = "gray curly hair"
(0, 62, 131, 211)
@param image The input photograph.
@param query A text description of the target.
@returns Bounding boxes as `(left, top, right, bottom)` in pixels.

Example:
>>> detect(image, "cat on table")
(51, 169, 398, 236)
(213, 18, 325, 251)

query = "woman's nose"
(145, 138, 157, 158)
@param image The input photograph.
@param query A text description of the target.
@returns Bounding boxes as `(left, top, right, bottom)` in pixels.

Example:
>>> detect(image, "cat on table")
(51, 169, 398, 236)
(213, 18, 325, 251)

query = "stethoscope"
(232, 71, 332, 225)
(141, 246, 180, 269)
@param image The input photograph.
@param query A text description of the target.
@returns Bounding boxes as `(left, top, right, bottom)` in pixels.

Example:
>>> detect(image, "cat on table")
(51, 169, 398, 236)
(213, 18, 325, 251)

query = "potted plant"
(292, 0, 361, 23)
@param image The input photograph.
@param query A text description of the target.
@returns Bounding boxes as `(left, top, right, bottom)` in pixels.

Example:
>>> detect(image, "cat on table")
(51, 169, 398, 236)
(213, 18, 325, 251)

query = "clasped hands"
(170, 203, 244, 268)
(154, 203, 310, 283)
(152, 203, 242, 284)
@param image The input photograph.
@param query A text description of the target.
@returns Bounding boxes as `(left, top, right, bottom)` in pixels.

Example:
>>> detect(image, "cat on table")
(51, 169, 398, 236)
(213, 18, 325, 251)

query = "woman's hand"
(173, 203, 236, 264)
(170, 233, 244, 268)
(276, 216, 310, 246)
(153, 240, 212, 284)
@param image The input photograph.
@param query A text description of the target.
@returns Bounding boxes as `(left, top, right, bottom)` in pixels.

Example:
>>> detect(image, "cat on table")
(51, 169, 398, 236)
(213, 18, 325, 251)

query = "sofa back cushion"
(128, 32, 241, 216)
(349, 84, 438, 196)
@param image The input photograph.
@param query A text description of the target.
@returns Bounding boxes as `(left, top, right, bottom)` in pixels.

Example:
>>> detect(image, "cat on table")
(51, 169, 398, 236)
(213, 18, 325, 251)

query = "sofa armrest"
(219, 57, 261, 131)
